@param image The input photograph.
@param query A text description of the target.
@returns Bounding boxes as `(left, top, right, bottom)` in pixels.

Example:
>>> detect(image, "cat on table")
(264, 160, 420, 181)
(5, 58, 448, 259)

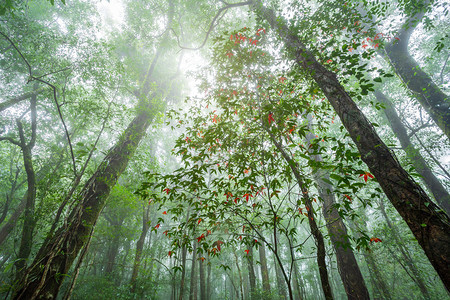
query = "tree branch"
(170, 1, 252, 51)
(0, 30, 78, 176)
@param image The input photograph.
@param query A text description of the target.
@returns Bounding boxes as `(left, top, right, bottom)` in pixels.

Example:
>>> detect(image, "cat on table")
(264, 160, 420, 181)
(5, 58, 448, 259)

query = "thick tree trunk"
(130, 205, 150, 293)
(251, 0, 450, 290)
(258, 242, 271, 298)
(246, 247, 257, 300)
(12, 107, 155, 299)
(374, 90, 450, 214)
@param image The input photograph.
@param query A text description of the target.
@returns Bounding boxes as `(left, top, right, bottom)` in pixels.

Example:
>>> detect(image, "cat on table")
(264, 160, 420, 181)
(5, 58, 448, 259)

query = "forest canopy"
(0, 0, 449, 299)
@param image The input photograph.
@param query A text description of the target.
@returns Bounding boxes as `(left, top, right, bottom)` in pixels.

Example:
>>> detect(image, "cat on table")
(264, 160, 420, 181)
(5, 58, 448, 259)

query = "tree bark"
(189, 242, 198, 300)
(374, 90, 450, 215)
(251, 0, 450, 290)
(14, 93, 38, 280)
(258, 242, 271, 298)
(206, 258, 211, 298)
(199, 257, 206, 300)
(130, 205, 151, 293)
(382, 3, 450, 139)
(12, 106, 156, 299)
(246, 247, 257, 300)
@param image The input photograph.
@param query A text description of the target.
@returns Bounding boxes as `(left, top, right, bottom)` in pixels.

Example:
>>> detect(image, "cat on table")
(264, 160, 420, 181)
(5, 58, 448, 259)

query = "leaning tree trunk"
(12, 104, 157, 299)
(251, 0, 450, 290)
(374, 90, 450, 214)
(382, 4, 450, 139)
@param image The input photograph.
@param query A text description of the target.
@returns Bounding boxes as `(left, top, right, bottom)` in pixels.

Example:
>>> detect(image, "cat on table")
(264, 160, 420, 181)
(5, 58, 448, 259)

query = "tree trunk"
(206, 258, 211, 298)
(348, 217, 392, 300)
(246, 247, 257, 300)
(0, 197, 26, 246)
(287, 246, 303, 300)
(178, 209, 191, 300)
(266, 130, 333, 300)
(364, 250, 392, 300)
(305, 130, 370, 300)
(104, 219, 124, 274)
(270, 234, 288, 300)
(251, 0, 450, 289)
(199, 257, 206, 300)
(14, 94, 37, 280)
(12, 107, 156, 299)
(258, 242, 271, 298)
(382, 4, 450, 139)
(130, 205, 150, 293)
(232, 251, 244, 300)
(374, 90, 450, 214)
(379, 198, 431, 299)
(0, 131, 68, 247)
(189, 242, 198, 300)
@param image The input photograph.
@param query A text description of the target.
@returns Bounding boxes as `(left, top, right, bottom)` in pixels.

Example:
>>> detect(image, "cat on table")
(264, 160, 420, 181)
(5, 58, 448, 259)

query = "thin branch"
(170, 1, 252, 50)
(440, 52, 449, 86)
(0, 30, 78, 176)
(0, 136, 21, 147)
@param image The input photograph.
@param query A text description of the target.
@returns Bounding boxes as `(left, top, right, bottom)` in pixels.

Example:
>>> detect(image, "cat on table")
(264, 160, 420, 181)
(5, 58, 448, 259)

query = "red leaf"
(168, 251, 173, 257)
(154, 223, 160, 229)
(163, 211, 167, 215)
(268, 113, 275, 125)
(198, 218, 202, 224)
(245, 249, 249, 254)
(344, 194, 352, 202)
(359, 172, 374, 182)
